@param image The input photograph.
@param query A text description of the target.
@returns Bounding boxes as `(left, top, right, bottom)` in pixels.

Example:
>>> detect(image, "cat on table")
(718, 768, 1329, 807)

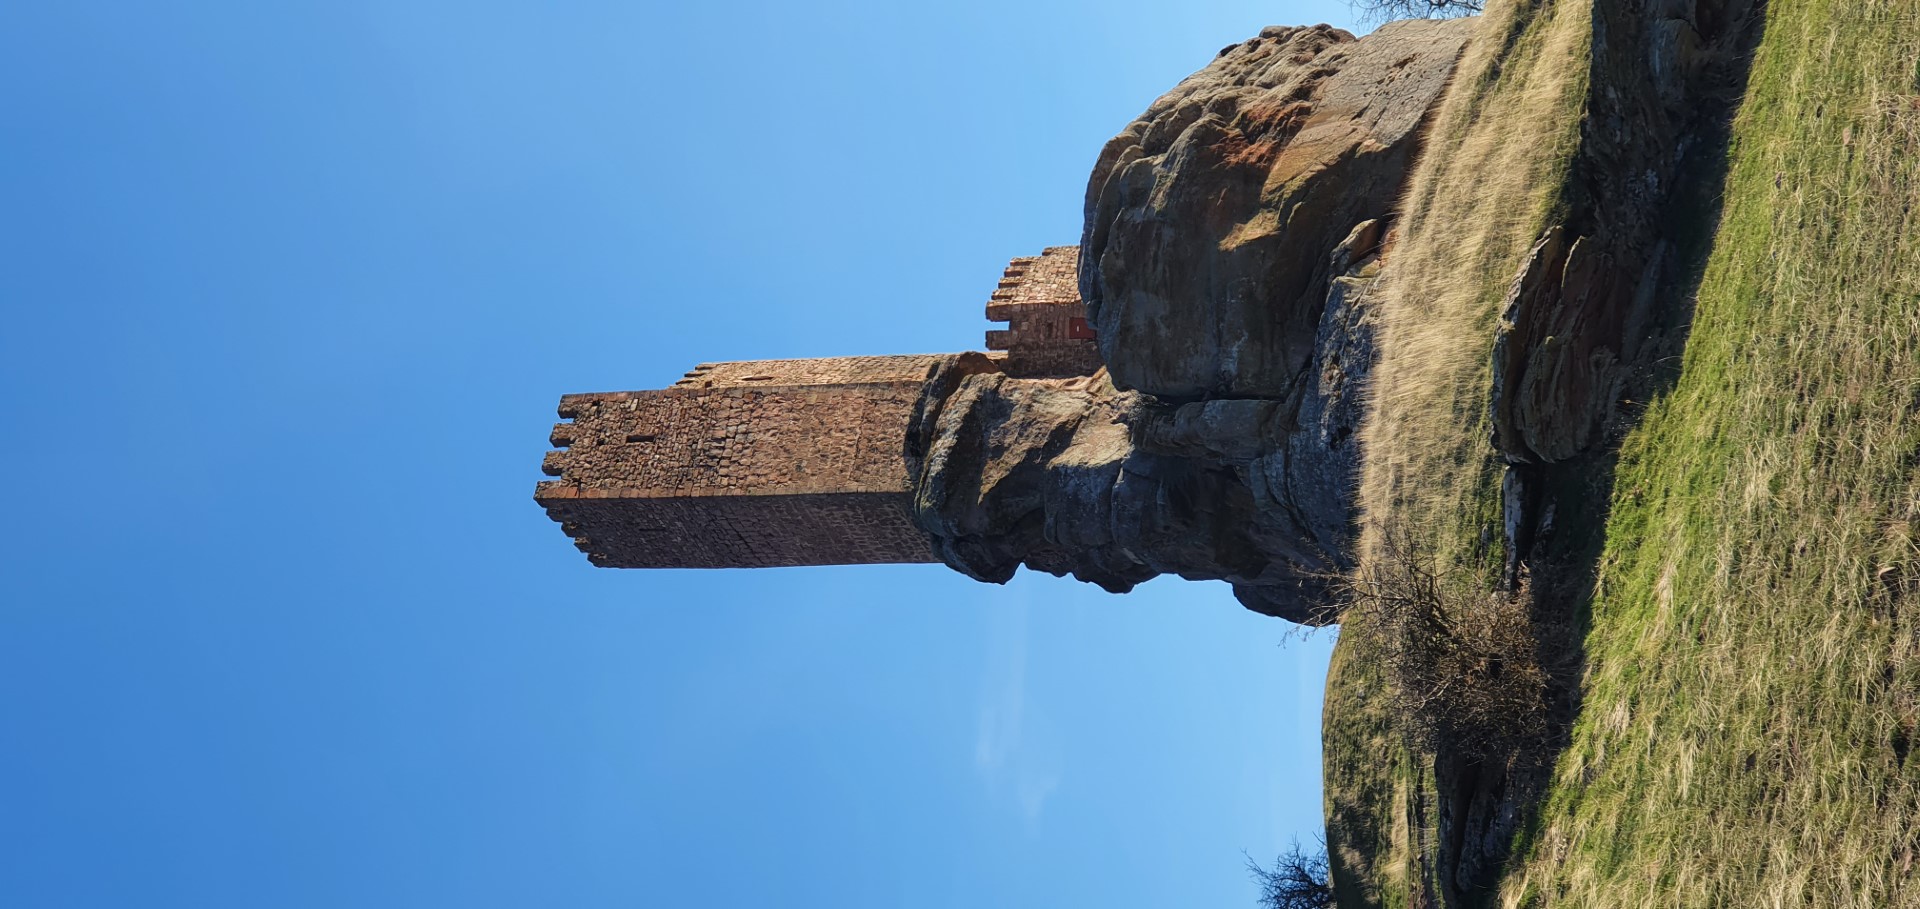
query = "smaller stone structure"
(983, 246, 1103, 378)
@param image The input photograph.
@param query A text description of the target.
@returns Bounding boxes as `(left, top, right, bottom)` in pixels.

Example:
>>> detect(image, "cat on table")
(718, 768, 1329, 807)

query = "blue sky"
(1, 1, 1357, 905)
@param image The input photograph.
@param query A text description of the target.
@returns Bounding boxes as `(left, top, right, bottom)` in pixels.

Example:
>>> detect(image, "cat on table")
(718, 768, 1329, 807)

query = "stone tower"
(536, 354, 955, 568)
(535, 251, 1099, 570)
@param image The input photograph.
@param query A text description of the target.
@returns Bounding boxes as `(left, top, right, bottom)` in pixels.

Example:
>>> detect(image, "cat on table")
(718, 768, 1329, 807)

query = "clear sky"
(1, 1, 1359, 906)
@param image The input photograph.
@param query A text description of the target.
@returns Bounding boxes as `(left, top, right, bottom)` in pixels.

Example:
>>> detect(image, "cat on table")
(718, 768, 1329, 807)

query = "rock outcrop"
(898, 21, 1472, 621)
(904, 220, 1396, 625)
(1489, 0, 1762, 470)
(911, 361, 1200, 587)
(1080, 18, 1472, 401)
(906, 357, 1337, 623)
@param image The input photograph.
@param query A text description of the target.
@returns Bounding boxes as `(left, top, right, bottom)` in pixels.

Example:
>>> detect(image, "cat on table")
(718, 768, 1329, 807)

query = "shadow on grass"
(1426, 2, 1772, 905)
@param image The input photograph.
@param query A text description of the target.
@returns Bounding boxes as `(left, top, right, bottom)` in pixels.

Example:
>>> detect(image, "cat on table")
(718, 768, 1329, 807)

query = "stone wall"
(536, 354, 952, 568)
(536, 489, 930, 568)
(673, 355, 951, 390)
(983, 247, 1103, 378)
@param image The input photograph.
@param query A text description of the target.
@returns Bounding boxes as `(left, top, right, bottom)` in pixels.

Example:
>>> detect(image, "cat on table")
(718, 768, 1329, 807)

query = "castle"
(524, 10, 1908, 903)
(534, 247, 1100, 570)
(532, 20, 1470, 627)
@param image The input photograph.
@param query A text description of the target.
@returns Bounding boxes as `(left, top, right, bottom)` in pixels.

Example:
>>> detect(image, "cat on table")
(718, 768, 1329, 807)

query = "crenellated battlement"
(982, 246, 1103, 378)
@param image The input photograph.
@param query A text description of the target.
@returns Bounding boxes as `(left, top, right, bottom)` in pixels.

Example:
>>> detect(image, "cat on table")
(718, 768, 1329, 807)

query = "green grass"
(1332, 0, 1920, 904)
(1324, 620, 1424, 909)
(1499, 1, 1920, 904)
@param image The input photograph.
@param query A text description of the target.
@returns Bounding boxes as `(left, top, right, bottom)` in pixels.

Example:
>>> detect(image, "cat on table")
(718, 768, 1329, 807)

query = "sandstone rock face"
(1080, 18, 1472, 401)
(906, 358, 1340, 622)
(1266, 219, 1385, 571)
(1490, 0, 1762, 470)
(905, 217, 1394, 624)
(912, 18, 1478, 623)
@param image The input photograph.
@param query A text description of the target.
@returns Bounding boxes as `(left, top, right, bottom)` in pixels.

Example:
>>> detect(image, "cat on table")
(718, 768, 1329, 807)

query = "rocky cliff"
(542, 3, 1920, 902)
(901, 0, 1920, 903)
(904, 19, 1472, 624)
(1080, 20, 1469, 402)
(908, 2, 1920, 906)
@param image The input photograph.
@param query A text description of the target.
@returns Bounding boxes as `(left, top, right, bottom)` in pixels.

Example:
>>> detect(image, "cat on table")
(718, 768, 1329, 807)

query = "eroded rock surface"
(1080, 18, 1472, 401)
(1491, 0, 1763, 469)
(896, 20, 1475, 622)
(906, 356, 1339, 623)
(905, 219, 1395, 625)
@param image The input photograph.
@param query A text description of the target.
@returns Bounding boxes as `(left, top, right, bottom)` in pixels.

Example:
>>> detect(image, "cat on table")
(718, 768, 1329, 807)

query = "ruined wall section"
(537, 355, 953, 568)
(674, 354, 950, 390)
(984, 246, 1104, 378)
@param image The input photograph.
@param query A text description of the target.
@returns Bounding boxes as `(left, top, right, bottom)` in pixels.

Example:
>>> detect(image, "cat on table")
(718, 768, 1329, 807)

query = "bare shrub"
(1345, 529, 1552, 762)
(1246, 839, 1335, 909)
(1353, 0, 1484, 23)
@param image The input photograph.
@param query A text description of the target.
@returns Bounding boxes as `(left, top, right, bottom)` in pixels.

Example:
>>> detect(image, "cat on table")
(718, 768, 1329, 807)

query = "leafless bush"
(1344, 528, 1552, 762)
(1246, 839, 1334, 909)
(1353, 0, 1484, 23)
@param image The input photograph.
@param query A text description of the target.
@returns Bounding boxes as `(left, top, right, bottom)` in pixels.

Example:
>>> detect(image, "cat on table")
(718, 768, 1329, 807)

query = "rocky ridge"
(904, 19, 1471, 622)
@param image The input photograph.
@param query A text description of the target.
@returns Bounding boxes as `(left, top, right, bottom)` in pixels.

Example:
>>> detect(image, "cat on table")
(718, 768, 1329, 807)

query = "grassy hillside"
(1501, 0, 1920, 904)
(1324, 0, 1591, 903)
(1354, 0, 1587, 571)
(1323, 620, 1421, 908)
(1328, 0, 1920, 905)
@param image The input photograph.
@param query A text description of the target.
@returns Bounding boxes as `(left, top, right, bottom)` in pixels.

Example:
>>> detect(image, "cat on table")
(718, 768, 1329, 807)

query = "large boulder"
(905, 356, 1347, 624)
(906, 358, 1214, 596)
(903, 21, 1477, 624)
(1080, 18, 1472, 401)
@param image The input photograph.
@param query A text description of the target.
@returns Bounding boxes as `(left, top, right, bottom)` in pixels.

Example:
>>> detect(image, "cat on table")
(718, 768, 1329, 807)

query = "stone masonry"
(984, 246, 1103, 378)
(536, 354, 953, 568)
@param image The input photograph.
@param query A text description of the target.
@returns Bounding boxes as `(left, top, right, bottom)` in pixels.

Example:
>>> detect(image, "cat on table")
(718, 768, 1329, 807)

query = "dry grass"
(1321, 0, 1920, 904)
(1497, 0, 1920, 904)
(1324, 1, 1594, 904)
(1355, 0, 1590, 573)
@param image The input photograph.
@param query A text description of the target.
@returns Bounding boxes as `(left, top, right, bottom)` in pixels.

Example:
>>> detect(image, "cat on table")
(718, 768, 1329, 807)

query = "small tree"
(1247, 839, 1334, 909)
(1353, 0, 1484, 22)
